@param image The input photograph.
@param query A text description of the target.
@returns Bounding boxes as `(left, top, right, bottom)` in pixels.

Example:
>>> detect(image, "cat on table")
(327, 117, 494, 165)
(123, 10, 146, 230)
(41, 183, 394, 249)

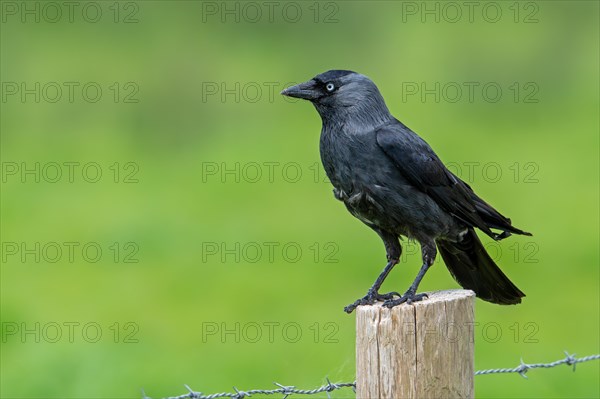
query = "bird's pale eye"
(326, 82, 335, 92)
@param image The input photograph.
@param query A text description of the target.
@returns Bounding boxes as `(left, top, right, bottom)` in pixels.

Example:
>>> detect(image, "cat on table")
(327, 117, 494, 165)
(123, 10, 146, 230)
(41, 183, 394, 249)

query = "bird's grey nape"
(313, 74, 393, 129)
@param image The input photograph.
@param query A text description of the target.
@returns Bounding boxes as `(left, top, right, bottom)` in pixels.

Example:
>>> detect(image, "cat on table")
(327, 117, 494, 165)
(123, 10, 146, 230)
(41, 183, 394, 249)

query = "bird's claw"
(344, 290, 401, 314)
(382, 292, 428, 308)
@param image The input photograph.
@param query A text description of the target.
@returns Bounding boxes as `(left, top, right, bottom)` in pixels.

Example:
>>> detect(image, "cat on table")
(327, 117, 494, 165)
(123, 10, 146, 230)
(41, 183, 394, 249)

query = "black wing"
(376, 121, 530, 239)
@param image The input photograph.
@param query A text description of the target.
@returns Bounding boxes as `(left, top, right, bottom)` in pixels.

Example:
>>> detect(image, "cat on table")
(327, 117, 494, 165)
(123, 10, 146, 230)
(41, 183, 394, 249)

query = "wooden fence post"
(356, 289, 475, 399)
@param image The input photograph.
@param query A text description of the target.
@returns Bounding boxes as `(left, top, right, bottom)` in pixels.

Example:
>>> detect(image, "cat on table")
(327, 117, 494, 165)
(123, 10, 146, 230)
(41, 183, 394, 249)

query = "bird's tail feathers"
(437, 229, 525, 305)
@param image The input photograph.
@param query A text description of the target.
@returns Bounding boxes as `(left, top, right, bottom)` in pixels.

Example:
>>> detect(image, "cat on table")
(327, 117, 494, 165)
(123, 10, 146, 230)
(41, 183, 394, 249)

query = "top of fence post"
(356, 289, 476, 399)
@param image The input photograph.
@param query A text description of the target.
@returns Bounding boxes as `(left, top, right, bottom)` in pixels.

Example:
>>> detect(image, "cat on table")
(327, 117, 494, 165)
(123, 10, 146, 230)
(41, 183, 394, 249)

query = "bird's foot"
(344, 289, 401, 314)
(382, 291, 428, 309)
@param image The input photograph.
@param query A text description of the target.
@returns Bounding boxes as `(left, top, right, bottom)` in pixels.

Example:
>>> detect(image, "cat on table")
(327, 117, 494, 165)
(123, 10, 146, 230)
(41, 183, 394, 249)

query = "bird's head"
(281, 70, 391, 125)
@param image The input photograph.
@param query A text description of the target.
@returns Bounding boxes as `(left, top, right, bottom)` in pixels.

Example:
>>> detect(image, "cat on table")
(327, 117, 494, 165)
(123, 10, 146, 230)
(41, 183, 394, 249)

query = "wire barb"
(150, 352, 600, 399)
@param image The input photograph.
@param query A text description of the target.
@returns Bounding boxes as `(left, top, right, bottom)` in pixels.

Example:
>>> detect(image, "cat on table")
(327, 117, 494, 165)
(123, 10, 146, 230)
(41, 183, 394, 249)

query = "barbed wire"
(474, 352, 600, 377)
(147, 379, 356, 399)
(147, 352, 600, 399)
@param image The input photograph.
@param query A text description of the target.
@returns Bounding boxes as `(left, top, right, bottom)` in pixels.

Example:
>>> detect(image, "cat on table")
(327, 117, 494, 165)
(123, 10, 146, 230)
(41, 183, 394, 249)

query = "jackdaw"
(281, 70, 531, 313)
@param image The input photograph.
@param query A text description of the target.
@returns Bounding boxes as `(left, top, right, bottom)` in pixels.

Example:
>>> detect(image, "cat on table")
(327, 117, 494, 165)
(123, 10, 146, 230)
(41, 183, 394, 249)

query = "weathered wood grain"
(356, 290, 475, 399)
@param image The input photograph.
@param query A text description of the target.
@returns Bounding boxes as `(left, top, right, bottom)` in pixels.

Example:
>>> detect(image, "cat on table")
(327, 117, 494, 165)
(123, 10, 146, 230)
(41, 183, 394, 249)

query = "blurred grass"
(1, 1, 598, 398)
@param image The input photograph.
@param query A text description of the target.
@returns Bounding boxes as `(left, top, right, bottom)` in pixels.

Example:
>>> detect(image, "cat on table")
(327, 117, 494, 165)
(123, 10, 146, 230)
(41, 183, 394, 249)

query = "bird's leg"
(344, 230, 402, 314)
(383, 242, 437, 308)
(343, 260, 401, 313)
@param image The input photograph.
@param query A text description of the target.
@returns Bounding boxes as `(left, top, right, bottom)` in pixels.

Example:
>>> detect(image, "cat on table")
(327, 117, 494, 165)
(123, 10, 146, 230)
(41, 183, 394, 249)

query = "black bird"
(281, 70, 531, 313)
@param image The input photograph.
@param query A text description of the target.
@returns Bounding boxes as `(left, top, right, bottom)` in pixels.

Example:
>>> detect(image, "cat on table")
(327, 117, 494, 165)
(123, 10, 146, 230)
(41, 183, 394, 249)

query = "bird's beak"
(281, 80, 320, 100)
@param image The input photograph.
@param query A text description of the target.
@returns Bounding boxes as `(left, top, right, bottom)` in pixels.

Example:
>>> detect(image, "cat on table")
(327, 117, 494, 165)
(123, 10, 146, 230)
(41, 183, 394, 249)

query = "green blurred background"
(1, 1, 598, 398)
